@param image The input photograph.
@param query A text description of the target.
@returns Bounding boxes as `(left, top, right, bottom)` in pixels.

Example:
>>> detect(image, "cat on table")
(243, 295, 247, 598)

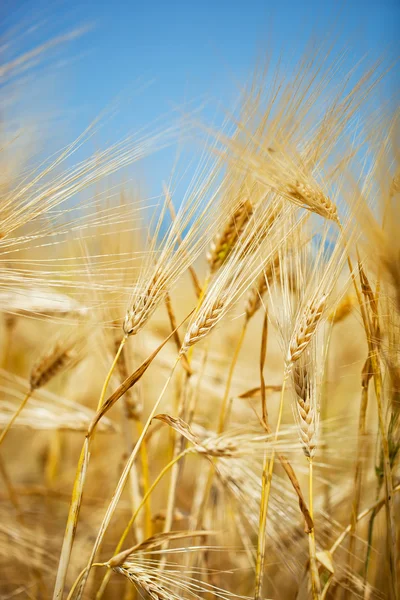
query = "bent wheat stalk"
(71, 355, 182, 600)
(93, 448, 192, 599)
(52, 323, 185, 600)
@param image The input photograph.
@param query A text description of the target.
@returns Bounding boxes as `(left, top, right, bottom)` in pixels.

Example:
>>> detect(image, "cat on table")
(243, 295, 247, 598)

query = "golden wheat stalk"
(52, 320, 185, 600)
(254, 374, 287, 600)
(91, 448, 193, 599)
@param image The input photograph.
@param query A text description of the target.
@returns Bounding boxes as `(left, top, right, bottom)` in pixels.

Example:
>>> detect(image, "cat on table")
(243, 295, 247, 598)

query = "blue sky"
(2, 0, 399, 198)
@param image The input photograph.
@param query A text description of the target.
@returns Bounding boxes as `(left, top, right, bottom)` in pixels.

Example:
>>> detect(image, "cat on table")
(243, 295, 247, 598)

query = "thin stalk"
(321, 484, 400, 600)
(308, 458, 321, 600)
(343, 240, 397, 597)
(135, 420, 152, 538)
(369, 349, 397, 599)
(254, 374, 287, 600)
(165, 292, 192, 375)
(66, 564, 105, 600)
(0, 456, 24, 523)
(364, 484, 381, 583)
(258, 315, 313, 532)
(97, 337, 126, 411)
(73, 356, 181, 600)
(53, 439, 90, 600)
(217, 320, 247, 433)
(94, 448, 191, 599)
(186, 322, 247, 540)
(53, 336, 126, 600)
(259, 310, 268, 427)
(347, 361, 370, 577)
(116, 338, 150, 542)
(160, 370, 193, 564)
(119, 411, 143, 544)
(158, 275, 211, 566)
(0, 389, 32, 447)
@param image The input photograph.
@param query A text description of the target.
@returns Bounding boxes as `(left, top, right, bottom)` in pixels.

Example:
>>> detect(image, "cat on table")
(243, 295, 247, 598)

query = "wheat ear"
(207, 199, 253, 273)
(284, 179, 338, 222)
(0, 335, 82, 447)
(180, 297, 225, 354)
(287, 295, 326, 364)
(292, 364, 318, 458)
(292, 362, 321, 598)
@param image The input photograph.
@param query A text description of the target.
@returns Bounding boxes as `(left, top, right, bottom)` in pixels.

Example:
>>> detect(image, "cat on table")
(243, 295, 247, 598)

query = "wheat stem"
(0, 456, 24, 523)
(0, 389, 32, 447)
(66, 564, 105, 600)
(308, 458, 321, 599)
(254, 373, 287, 600)
(347, 359, 370, 578)
(184, 320, 247, 553)
(73, 356, 181, 600)
(94, 448, 191, 599)
(218, 321, 247, 433)
(53, 438, 90, 600)
(97, 337, 126, 411)
(158, 277, 210, 568)
(260, 310, 269, 427)
(369, 349, 397, 599)
(53, 322, 184, 600)
(341, 231, 397, 597)
(134, 420, 152, 539)
(322, 484, 400, 600)
(53, 337, 127, 599)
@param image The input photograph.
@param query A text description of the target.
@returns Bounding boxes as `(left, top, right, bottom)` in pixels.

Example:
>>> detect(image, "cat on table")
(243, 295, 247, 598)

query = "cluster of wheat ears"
(0, 27, 399, 600)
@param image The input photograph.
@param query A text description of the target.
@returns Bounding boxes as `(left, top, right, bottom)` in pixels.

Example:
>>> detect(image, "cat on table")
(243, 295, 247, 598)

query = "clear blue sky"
(2, 0, 399, 197)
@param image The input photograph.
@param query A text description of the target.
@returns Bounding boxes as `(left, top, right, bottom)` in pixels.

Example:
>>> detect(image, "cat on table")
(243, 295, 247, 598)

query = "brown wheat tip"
(292, 363, 318, 458)
(287, 295, 327, 364)
(207, 198, 253, 273)
(153, 413, 201, 446)
(180, 297, 225, 354)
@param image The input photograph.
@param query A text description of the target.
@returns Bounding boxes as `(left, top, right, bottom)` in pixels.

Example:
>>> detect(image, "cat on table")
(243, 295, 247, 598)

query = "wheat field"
(0, 22, 399, 600)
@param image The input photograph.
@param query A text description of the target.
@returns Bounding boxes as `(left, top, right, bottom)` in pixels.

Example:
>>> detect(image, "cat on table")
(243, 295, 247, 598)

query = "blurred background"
(2, 0, 399, 198)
